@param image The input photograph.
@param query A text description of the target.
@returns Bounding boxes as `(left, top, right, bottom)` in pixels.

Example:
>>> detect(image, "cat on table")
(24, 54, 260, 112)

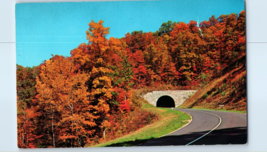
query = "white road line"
(185, 111, 222, 146)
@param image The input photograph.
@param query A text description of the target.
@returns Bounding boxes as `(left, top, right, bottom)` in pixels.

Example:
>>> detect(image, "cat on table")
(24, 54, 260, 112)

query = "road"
(140, 109, 247, 146)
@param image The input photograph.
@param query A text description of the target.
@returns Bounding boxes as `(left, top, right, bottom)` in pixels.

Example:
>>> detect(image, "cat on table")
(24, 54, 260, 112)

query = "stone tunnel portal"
(156, 95, 175, 108)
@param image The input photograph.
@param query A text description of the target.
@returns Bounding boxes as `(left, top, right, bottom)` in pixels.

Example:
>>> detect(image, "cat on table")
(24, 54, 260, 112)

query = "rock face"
(143, 90, 197, 107)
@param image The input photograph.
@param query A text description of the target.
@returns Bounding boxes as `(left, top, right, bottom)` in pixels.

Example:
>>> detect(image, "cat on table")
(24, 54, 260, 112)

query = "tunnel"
(156, 95, 175, 107)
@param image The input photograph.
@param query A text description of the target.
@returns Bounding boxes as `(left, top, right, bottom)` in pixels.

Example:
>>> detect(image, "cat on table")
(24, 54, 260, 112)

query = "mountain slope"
(180, 55, 246, 111)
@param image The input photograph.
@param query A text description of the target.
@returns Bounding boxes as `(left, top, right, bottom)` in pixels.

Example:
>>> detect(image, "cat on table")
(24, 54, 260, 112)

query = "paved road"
(140, 109, 247, 146)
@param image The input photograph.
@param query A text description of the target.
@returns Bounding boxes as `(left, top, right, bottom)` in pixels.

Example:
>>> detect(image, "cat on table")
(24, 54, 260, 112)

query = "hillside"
(180, 55, 246, 111)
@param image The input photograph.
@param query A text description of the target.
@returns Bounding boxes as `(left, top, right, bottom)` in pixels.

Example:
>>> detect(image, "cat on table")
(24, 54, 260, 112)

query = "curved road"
(140, 109, 247, 146)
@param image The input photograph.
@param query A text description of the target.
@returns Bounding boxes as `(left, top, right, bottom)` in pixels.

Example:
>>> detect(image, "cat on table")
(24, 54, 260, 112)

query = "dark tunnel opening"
(156, 95, 175, 108)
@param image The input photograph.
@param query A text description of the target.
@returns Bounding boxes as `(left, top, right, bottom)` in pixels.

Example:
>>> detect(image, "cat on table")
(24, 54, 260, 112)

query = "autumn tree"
(35, 55, 98, 147)
(105, 37, 134, 114)
(127, 50, 147, 87)
(143, 39, 176, 85)
(17, 65, 39, 108)
(108, 38, 134, 89)
(169, 22, 201, 85)
(17, 65, 41, 148)
(158, 20, 176, 36)
(72, 20, 114, 139)
(235, 11, 246, 56)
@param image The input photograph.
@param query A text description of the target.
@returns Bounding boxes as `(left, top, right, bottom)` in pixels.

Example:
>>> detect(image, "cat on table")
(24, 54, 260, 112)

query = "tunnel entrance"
(156, 95, 175, 107)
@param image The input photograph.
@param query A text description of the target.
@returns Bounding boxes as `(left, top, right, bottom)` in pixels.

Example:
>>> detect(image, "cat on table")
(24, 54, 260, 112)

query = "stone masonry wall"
(143, 90, 197, 107)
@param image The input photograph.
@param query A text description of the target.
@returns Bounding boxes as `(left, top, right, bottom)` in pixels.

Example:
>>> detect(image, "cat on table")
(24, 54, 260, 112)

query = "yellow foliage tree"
(35, 55, 97, 147)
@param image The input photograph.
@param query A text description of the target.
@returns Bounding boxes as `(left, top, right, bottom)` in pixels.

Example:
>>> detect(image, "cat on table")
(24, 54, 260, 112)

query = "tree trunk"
(26, 118, 28, 146)
(52, 111, 55, 148)
(71, 105, 74, 147)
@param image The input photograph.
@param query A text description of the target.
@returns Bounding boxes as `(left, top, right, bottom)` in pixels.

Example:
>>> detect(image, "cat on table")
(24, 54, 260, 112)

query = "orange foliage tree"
(72, 20, 114, 139)
(35, 55, 97, 147)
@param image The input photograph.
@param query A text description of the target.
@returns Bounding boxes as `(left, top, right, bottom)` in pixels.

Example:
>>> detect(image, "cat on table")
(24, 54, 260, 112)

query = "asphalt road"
(140, 108, 247, 146)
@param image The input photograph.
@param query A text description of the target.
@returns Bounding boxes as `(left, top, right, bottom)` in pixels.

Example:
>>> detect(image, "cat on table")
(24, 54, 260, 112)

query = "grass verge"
(92, 102, 191, 147)
(188, 107, 247, 114)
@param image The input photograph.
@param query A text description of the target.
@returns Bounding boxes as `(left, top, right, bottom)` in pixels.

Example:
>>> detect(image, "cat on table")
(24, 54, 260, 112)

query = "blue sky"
(16, 0, 245, 67)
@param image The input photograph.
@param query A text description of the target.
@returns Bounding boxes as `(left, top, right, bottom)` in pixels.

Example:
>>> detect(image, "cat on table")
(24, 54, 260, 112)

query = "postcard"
(16, 0, 246, 148)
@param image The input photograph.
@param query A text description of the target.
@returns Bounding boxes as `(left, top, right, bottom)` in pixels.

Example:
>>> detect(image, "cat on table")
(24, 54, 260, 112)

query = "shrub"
(221, 91, 225, 96)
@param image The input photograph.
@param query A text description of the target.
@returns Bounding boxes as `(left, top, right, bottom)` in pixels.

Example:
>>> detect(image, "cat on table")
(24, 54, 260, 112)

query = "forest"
(17, 10, 245, 148)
